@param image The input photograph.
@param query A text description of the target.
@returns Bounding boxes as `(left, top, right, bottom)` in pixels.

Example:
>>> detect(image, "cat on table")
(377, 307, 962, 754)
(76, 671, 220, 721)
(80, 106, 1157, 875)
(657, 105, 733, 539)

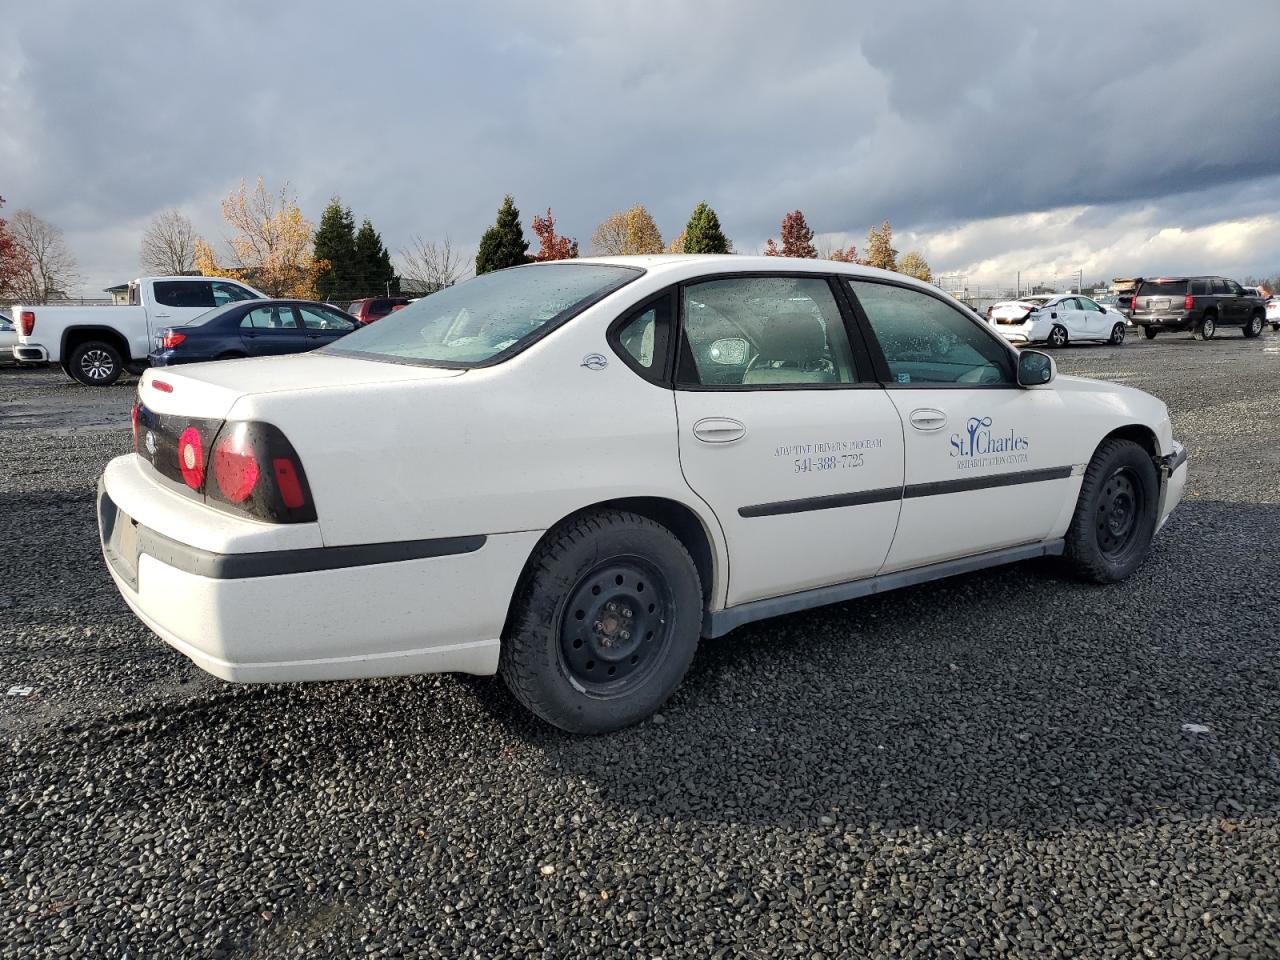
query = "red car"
(345, 296, 412, 325)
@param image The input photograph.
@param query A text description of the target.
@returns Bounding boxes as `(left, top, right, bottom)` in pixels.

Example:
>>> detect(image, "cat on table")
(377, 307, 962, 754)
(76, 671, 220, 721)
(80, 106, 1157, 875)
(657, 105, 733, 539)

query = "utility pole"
(1017, 270, 1020, 297)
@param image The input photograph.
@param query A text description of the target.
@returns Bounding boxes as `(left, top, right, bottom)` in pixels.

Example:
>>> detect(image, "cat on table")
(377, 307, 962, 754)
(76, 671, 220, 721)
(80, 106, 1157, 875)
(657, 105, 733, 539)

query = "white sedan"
(98, 256, 1188, 732)
(1267, 297, 1279, 331)
(988, 294, 1130, 347)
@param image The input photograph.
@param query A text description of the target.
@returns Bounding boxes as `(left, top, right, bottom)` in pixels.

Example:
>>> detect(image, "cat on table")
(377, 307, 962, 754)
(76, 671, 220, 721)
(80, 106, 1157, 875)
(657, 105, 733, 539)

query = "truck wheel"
(1271, 322, 1279, 331)
(1062, 438, 1159, 584)
(1242, 313, 1263, 338)
(1047, 324, 1069, 348)
(1143, 327, 1158, 340)
(1192, 314, 1216, 341)
(500, 509, 702, 734)
(69, 341, 124, 386)
(1108, 322, 1126, 345)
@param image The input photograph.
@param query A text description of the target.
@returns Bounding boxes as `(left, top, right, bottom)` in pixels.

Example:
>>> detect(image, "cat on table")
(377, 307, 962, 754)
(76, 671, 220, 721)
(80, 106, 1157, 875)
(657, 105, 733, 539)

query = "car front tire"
(500, 509, 703, 733)
(1063, 438, 1159, 584)
(69, 341, 123, 386)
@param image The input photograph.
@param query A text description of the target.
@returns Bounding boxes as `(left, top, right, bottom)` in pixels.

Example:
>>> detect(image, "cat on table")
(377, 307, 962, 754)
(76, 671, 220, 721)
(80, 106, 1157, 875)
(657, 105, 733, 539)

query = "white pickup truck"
(13, 276, 265, 385)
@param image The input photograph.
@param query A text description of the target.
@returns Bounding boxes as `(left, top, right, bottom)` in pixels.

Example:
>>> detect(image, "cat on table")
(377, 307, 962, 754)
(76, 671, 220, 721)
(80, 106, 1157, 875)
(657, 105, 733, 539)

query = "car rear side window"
(153, 281, 215, 308)
(677, 276, 859, 388)
(1190, 280, 1210, 295)
(847, 280, 1014, 386)
(611, 292, 674, 383)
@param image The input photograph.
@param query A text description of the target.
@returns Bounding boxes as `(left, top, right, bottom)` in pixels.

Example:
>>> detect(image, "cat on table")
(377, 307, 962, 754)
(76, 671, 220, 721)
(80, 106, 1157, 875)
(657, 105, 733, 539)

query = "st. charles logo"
(950, 416, 1029, 458)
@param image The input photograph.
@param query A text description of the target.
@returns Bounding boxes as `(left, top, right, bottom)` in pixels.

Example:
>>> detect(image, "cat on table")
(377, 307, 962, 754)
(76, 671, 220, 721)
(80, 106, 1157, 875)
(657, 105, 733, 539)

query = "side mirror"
(708, 338, 749, 365)
(1050, 311, 1058, 319)
(1017, 350, 1055, 387)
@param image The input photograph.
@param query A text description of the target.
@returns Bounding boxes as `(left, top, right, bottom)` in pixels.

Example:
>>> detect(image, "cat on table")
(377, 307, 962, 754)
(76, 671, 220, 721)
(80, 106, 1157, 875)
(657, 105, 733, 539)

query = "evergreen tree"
(682, 202, 730, 254)
(476, 195, 530, 274)
(864, 220, 898, 271)
(353, 218, 398, 295)
(312, 197, 357, 300)
(765, 211, 817, 258)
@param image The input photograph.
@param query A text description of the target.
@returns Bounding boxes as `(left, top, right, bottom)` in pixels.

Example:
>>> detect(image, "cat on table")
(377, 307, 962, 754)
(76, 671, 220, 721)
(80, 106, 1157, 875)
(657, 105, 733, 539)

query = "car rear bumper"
(1133, 313, 1193, 330)
(97, 456, 539, 682)
(14, 343, 49, 362)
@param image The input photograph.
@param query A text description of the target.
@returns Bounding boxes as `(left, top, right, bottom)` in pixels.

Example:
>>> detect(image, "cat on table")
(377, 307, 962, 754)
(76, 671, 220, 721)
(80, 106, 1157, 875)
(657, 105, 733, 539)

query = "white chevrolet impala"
(98, 256, 1188, 732)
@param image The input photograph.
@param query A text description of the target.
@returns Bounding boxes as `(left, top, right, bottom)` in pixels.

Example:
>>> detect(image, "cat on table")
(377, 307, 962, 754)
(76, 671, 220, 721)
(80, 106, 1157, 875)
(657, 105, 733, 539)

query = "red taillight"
(177, 426, 205, 490)
(161, 331, 187, 349)
(131, 402, 141, 452)
(1184, 294, 1195, 311)
(213, 432, 260, 503)
(19, 311, 35, 336)
(273, 458, 305, 509)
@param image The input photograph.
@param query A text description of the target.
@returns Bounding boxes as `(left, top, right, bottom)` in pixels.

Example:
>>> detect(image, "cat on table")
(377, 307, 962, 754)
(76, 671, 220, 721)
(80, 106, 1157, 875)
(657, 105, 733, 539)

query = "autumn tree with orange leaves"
(763, 210, 817, 258)
(531, 208, 579, 261)
(198, 178, 319, 297)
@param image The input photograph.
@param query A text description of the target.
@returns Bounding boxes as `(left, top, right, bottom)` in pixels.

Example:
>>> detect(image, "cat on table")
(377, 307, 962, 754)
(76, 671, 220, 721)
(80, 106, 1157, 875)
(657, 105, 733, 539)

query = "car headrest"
(753, 312, 828, 363)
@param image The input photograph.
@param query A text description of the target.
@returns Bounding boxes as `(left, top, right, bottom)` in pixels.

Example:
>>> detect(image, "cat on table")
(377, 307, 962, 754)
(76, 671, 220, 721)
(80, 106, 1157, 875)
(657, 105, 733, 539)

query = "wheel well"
(1102, 424, 1158, 460)
(62, 326, 130, 361)
(215, 351, 246, 360)
(503, 497, 719, 637)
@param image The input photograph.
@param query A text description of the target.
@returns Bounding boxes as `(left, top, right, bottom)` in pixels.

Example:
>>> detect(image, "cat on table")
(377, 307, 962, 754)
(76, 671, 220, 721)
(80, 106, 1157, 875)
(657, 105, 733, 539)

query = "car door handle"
(692, 417, 746, 443)
(909, 408, 947, 431)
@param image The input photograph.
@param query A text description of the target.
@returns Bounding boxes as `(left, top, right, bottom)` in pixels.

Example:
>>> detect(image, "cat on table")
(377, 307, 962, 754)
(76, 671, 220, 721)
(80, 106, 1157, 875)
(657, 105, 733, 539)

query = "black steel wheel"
(1095, 466, 1145, 562)
(501, 509, 703, 733)
(1063, 438, 1159, 583)
(558, 557, 674, 695)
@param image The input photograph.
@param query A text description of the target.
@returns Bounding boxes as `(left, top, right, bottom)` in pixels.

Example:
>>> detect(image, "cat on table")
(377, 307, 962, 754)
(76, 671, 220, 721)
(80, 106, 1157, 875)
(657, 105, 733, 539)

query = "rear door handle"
(692, 417, 746, 443)
(909, 408, 947, 431)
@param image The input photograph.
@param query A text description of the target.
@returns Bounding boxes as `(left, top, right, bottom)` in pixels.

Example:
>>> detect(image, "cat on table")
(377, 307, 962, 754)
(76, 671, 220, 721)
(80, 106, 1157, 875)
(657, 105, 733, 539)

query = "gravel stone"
(2, 335, 1280, 959)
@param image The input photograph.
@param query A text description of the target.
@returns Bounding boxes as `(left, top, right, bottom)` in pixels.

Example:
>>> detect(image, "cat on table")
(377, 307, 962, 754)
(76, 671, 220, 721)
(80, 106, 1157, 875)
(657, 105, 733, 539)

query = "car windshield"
(326, 263, 641, 367)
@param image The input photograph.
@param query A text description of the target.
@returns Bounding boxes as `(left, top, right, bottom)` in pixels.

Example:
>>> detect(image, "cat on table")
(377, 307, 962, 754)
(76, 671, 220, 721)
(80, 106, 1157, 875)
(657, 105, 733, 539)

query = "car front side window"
(677, 276, 859, 388)
(847, 280, 1014, 387)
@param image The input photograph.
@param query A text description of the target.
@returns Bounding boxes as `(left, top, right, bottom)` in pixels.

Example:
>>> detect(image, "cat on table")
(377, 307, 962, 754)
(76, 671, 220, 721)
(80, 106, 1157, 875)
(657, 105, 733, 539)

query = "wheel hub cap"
(82, 350, 114, 380)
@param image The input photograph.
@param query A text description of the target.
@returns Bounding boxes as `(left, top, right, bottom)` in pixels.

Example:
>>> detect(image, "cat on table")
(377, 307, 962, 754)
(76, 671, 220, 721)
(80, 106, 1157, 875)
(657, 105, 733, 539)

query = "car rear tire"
(1242, 313, 1263, 338)
(1108, 322, 1126, 345)
(1271, 322, 1279, 331)
(1192, 314, 1216, 340)
(1142, 327, 1158, 340)
(69, 341, 123, 386)
(500, 509, 703, 733)
(1047, 324, 1069, 348)
(1062, 438, 1159, 584)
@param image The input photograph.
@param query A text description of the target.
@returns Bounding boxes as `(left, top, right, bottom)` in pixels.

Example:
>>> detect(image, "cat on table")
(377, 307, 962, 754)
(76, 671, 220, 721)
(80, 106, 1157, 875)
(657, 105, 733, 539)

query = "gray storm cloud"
(3, 0, 1278, 294)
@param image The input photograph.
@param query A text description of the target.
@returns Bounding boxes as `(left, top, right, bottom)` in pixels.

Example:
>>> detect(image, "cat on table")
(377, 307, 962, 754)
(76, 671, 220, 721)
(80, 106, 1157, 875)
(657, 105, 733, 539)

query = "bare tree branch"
(9, 210, 80, 303)
(140, 209, 199, 276)
(399, 235, 468, 294)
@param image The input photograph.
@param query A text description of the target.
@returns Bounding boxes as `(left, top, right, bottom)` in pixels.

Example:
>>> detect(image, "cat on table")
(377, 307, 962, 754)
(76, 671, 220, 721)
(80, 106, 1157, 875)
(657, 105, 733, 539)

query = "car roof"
(564, 253, 938, 289)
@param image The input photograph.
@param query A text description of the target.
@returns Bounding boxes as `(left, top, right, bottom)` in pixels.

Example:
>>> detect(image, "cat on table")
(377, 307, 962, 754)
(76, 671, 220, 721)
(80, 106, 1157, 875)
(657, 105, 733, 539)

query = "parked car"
(149, 300, 359, 367)
(1130, 276, 1266, 340)
(12, 276, 265, 385)
(1095, 293, 1133, 316)
(98, 256, 1188, 733)
(346, 296, 412, 325)
(988, 294, 1129, 347)
(1267, 297, 1280, 331)
(0, 316, 17, 362)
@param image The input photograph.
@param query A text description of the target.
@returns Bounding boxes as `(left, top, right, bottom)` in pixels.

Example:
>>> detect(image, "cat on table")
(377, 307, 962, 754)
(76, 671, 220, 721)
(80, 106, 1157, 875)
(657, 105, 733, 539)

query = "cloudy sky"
(4, 0, 1280, 296)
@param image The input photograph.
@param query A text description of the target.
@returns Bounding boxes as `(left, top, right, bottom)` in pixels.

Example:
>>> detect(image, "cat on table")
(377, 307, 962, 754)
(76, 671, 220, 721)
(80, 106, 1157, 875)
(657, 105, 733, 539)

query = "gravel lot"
(3, 332, 1279, 959)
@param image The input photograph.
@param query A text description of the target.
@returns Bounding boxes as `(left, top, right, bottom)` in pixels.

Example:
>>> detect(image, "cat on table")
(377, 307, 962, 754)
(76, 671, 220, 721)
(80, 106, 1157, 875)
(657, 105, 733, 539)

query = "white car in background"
(97, 256, 1188, 733)
(1266, 297, 1279, 331)
(988, 294, 1130, 347)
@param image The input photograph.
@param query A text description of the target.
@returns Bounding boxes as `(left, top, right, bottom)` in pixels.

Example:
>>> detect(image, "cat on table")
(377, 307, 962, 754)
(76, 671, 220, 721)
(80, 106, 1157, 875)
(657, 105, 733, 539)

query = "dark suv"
(1130, 276, 1266, 341)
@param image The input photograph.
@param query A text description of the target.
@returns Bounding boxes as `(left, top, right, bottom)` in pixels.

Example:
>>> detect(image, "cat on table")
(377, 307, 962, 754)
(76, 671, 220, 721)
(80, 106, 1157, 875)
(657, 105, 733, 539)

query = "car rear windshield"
(325, 263, 642, 367)
(1138, 280, 1187, 296)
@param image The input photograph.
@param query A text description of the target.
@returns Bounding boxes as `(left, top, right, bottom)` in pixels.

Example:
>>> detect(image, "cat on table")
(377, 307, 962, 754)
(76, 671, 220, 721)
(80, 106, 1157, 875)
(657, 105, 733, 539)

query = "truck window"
(153, 281, 215, 308)
(211, 281, 256, 306)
